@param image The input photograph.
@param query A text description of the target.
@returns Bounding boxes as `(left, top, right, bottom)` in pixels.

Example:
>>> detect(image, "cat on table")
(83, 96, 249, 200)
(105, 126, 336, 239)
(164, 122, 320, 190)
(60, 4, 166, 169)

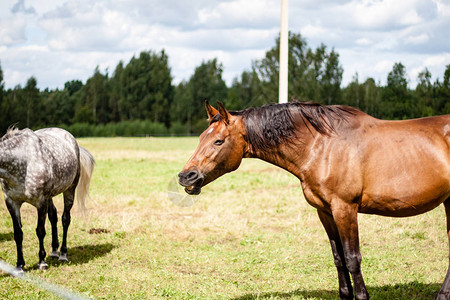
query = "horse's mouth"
(178, 173, 204, 195)
(185, 184, 202, 195)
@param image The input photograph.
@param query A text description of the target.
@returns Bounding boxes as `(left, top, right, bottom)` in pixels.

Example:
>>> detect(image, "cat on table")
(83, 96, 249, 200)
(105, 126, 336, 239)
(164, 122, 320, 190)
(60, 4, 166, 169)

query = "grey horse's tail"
(77, 146, 95, 211)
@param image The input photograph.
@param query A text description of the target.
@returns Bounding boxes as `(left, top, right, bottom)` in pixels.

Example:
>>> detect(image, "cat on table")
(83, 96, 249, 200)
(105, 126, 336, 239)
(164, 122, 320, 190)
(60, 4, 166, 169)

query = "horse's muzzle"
(178, 169, 204, 195)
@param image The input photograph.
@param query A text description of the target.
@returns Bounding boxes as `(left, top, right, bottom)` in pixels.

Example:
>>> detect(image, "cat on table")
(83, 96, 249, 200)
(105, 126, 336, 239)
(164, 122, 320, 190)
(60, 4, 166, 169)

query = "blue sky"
(0, 0, 449, 90)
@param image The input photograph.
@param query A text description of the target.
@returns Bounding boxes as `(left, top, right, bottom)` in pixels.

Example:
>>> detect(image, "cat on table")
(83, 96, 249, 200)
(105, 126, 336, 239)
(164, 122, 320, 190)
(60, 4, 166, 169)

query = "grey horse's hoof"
(58, 253, 69, 262)
(38, 261, 48, 270)
(49, 250, 59, 259)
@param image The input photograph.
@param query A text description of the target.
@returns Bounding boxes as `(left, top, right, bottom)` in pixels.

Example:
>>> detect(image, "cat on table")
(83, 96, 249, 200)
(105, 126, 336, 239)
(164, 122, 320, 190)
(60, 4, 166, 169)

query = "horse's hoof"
(50, 251, 59, 259)
(38, 261, 48, 270)
(58, 253, 69, 262)
(12, 268, 24, 277)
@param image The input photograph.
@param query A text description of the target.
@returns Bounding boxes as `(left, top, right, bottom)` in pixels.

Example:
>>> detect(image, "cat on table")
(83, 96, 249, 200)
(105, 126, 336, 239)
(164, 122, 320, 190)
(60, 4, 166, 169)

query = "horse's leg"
(437, 198, 450, 299)
(60, 187, 75, 262)
(36, 202, 48, 270)
(47, 198, 60, 259)
(318, 209, 354, 299)
(332, 202, 369, 300)
(5, 196, 25, 273)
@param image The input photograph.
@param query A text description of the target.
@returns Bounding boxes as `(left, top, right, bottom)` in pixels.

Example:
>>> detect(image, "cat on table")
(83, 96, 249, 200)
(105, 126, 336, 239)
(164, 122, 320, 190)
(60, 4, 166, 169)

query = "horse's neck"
(245, 118, 317, 178)
(247, 140, 313, 180)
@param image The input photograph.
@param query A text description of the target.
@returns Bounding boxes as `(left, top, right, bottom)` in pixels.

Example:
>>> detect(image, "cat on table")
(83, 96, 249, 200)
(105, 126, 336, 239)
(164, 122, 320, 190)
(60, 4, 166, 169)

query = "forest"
(0, 32, 449, 136)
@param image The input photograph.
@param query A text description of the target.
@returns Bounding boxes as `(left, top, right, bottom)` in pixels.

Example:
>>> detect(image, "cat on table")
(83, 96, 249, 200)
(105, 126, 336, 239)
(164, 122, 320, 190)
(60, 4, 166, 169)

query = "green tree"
(65, 80, 83, 96)
(119, 50, 173, 126)
(74, 67, 109, 124)
(435, 64, 450, 114)
(342, 75, 381, 117)
(0, 61, 10, 133)
(362, 78, 381, 117)
(342, 73, 364, 108)
(227, 70, 263, 109)
(42, 89, 74, 125)
(321, 48, 343, 104)
(302, 44, 326, 102)
(171, 81, 193, 134)
(24, 76, 43, 127)
(109, 61, 124, 122)
(381, 62, 411, 119)
(188, 58, 228, 132)
(414, 68, 434, 117)
(252, 32, 343, 104)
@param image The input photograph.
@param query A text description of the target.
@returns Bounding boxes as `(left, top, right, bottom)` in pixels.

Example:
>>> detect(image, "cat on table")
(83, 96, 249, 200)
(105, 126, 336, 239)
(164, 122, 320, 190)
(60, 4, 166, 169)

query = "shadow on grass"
(0, 243, 116, 276)
(47, 242, 116, 267)
(0, 231, 14, 242)
(233, 281, 442, 300)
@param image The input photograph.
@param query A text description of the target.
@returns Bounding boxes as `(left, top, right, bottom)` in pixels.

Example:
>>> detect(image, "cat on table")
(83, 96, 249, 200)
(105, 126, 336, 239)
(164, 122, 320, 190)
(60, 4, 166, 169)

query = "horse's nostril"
(178, 170, 200, 184)
(187, 171, 198, 180)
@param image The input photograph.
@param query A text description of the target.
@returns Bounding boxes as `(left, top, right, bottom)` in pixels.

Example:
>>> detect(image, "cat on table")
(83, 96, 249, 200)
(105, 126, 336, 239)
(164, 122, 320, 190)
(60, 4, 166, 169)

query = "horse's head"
(178, 101, 247, 195)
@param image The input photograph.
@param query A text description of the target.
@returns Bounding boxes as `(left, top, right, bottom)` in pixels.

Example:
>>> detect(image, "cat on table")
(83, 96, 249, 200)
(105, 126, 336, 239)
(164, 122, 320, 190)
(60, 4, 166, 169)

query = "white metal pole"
(279, 0, 289, 103)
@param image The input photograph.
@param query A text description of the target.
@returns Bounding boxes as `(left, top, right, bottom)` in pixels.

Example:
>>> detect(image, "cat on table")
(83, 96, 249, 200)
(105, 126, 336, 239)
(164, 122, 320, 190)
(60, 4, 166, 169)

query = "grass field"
(0, 136, 448, 299)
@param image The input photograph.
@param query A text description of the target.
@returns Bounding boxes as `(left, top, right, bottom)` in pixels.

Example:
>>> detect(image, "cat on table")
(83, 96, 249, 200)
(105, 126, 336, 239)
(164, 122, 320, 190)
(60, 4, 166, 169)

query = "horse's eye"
(214, 139, 224, 146)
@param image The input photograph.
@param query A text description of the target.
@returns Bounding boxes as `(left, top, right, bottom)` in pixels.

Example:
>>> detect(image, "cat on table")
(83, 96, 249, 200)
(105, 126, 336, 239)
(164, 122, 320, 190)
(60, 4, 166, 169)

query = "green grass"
(0, 136, 448, 299)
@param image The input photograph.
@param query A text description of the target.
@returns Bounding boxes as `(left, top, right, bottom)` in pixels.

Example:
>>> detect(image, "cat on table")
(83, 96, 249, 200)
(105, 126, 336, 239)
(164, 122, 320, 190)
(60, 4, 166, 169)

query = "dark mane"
(231, 101, 357, 152)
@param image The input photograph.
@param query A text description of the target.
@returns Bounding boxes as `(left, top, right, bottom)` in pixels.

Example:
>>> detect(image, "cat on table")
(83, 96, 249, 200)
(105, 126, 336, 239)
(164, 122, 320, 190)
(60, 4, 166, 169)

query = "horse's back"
(357, 114, 450, 216)
(35, 127, 78, 150)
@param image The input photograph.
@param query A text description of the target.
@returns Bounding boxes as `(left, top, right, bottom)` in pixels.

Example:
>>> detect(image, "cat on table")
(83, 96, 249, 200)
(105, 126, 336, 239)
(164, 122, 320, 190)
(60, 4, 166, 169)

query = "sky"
(0, 0, 449, 91)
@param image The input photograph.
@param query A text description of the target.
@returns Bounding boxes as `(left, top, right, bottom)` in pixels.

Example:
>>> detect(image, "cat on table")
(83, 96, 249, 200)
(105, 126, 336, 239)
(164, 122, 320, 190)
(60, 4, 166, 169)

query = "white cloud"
(197, 0, 279, 29)
(404, 33, 429, 45)
(424, 53, 450, 68)
(374, 59, 395, 74)
(0, 17, 26, 46)
(356, 38, 372, 46)
(0, 0, 448, 91)
(434, 0, 450, 16)
(342, 0, 424, 30)
(301, 24, 327, 38)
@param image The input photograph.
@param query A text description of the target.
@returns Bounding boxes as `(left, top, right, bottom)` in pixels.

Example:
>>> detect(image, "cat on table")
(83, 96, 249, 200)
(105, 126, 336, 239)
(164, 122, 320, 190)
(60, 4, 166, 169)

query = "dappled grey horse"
(0, 127, 95, 273)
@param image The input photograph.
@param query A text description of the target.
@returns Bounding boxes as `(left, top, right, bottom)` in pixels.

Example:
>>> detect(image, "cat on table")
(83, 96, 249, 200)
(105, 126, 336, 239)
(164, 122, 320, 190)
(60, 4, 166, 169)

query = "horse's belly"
(2, 182, 44, 207)
(360, 181, 450, 217)
(360, 140, 450, 217)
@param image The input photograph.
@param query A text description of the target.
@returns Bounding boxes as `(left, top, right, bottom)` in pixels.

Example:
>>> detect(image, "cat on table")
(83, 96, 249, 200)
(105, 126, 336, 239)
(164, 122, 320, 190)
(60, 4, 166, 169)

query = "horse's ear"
(217, 101, 231, 125)
(205, 101, 219, 121)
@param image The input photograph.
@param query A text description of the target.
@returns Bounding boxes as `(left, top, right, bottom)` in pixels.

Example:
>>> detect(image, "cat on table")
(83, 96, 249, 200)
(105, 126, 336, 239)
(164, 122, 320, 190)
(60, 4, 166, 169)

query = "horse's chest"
(300, 181, 331, 212)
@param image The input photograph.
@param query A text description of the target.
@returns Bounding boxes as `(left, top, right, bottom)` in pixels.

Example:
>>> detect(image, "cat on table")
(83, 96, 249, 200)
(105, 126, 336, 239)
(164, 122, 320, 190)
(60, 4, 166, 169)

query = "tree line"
(0, 32, 449, 136)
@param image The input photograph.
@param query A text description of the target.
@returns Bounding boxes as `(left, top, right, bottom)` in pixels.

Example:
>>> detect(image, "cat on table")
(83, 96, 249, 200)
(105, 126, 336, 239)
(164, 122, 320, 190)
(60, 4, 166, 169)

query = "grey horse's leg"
(60, 187, 76, 262)
(47, 198, 60, 259)
(36, 202, 48, 270)
(5, 196, 25, 274)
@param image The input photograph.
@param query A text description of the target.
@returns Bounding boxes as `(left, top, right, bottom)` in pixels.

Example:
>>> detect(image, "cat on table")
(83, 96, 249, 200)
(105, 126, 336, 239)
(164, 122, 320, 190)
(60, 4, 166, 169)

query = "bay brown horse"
(178, 101, 450, 299)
